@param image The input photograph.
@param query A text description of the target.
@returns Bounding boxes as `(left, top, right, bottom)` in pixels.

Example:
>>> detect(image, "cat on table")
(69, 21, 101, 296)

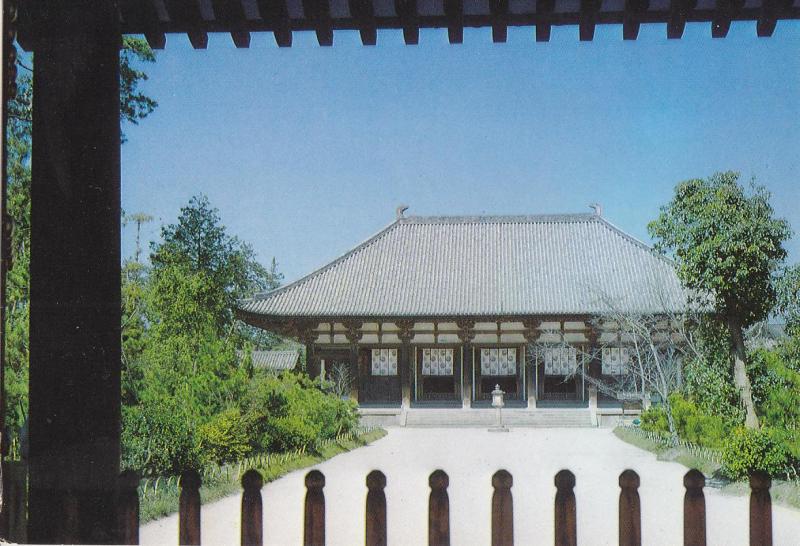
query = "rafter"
(757, 0, 792, 37)
(490, 0, 509, 43)
(711, 0, 744, 38)
(303, 0, 334, 46)
(445, 0, 464, 44)
(536, 0, 555, 42)
(667, 0, 696, 39)
(349, 0, 378, 45)
(212, 0, 251, 48)
(164, 0, 208, 49)
(623, 0, 649, 40)
(119, 0, 166, 49)
(256, 0, 293, 47)
(579, 0, 601, 41)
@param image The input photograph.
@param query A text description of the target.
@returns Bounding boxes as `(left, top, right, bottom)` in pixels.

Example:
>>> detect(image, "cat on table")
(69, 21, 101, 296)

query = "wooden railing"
(115, 467, 775, 545)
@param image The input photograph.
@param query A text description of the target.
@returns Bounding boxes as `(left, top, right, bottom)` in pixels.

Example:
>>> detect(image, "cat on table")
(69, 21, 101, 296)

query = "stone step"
(401, 409, 593, 428)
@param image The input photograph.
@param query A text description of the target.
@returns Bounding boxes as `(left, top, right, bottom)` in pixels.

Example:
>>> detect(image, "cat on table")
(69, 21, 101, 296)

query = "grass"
(139, 427, 387, 524)
(613, 426, 800, 511)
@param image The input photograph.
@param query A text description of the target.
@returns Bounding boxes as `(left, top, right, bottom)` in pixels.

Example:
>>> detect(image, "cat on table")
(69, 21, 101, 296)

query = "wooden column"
(457, 321, 475, 408)
(344, 321, 363, 402)
(523, 319, 541, 408)
(397, 320, 414, 408)
(299, 326, 320, 378)
(27, 3, 121, 542)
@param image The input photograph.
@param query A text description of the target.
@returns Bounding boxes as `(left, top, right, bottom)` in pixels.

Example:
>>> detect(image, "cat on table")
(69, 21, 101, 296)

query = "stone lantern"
(489, 384, 509, 432)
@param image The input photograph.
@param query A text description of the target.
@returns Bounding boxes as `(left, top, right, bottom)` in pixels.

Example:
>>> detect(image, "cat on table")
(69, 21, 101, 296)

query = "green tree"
(775, 264, 800, 338)
(648, 172, 792, 428)
(4, 37, 158, 435)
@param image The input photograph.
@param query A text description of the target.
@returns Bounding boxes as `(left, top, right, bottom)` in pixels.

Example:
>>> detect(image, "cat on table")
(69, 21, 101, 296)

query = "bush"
(722, 427, 794, 481)
(639, 406, 668, 433)
(122, 399, 201, 476)
(669, 393, 728, 449)
(243, 372, 359, 453)
(197, 408, 252, 465)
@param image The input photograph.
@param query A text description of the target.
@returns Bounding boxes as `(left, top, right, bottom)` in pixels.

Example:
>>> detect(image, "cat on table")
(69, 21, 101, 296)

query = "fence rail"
(619, 425, 723, 465)
(113, 465, 775, 546)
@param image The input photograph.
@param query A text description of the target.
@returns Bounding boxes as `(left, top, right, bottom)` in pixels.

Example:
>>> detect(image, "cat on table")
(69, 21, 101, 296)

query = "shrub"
(122, 399, 201, 475)
(639, 406, 668, 434)
(669, 393, 728, 449)
(722, 427, 793, 481)
(197, 408, 252, 465)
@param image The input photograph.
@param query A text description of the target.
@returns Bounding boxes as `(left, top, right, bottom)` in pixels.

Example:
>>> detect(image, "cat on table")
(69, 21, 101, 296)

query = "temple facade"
(237, 212, 686, 424)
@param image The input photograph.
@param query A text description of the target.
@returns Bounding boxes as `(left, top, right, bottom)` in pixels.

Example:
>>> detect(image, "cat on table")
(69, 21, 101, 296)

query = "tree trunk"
(727, 317, 759, 429)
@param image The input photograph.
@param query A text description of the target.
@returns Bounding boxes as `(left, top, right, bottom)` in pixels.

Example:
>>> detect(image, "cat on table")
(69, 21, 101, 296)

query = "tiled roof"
(239, 350, 300, 371)
(239, 213, 687, 318)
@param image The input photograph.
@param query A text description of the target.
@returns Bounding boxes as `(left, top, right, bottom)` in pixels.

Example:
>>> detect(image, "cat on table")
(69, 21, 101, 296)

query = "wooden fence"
(114, 467, 776, 546)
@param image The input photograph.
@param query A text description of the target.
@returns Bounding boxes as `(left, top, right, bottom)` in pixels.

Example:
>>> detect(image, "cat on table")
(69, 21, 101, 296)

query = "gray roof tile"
(239, 213, 687, 318)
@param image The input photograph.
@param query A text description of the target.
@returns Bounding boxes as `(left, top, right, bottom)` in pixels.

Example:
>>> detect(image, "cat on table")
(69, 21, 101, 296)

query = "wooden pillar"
(344, 321, 363, 402)
(27, 3, 121, 542)
(457, 321, 475, 408)
(397, 321, 414, 409)
(523, 320, 541, 408)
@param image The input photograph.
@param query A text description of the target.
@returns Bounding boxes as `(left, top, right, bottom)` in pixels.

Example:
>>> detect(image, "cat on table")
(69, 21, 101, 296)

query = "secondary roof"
(238, 213, 688, 319)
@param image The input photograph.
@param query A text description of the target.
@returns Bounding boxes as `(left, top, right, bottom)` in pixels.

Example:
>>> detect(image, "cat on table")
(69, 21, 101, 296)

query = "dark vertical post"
(344, 322, 362, 402)
(241, 469, 263, 546)
(179, 470, 201, 545)
(683, 469, 705, 546)
(304, 470, 325, 546)
(457, 321, 474, 408)
(365, 470, 387, 546)
(523, 320, 540, 408)
(27, 2, 121, 542)
(491, 470, 513, 546)
(749, 471, 772, 546)
(428, 470, 450, 546)
(398, 321, 414, 408)
(554, 469, 577, 546)
(618, 470, 641, 546)
(305, 341, 319, 378)
(117, 470, 140, 545)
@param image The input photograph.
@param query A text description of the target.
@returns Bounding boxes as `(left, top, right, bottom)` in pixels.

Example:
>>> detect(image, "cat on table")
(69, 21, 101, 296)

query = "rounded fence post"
(428, 470, 450, 546)
(619, 469, 641, 546)
(365, 470, 387, 546)
(749, 471, 772, 546)
(179, 469, 201, 545)
(554, 469, 577, 546)
(683, 469, 705, 546)
(304, 470, 325, 546)
(491, 470, 513, 546)
(241, 469, 264, 546)
(117, 469, 140, 545)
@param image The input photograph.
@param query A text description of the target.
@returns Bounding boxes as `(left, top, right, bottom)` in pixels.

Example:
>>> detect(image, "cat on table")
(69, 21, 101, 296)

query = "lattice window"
(371, 348, 398, 376)
(479, 348, 517, 376)
(421, 348, 454, 376)
(601, 347, 630, 376)
(543, 347, 578, 376)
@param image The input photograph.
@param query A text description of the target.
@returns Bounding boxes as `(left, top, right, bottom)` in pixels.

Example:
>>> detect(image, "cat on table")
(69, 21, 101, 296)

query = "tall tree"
(648, 172, 792, 428)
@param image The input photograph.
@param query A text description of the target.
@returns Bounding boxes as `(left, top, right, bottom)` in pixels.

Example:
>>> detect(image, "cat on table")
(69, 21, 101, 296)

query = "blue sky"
(121, 21, 800, 283)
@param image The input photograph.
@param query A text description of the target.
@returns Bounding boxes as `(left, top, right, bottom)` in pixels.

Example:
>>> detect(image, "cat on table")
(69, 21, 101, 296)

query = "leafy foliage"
(774, 264, 800, 338)
(197, 408, 252, 466)
(722, 427, 795, 481)
(648, 172, 792, 328)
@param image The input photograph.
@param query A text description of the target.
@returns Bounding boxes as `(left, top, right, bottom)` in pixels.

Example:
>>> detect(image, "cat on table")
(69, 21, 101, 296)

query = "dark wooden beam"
(536, 0, 555, 42)
(303, 0, 334, 46)
(712, 0, 744, 38)
(667, 0, 696, 39)
(490, 0, 509, 43)
(757, 0, 791, 36)
(579, 0, 601, 41)
(256, 0, 293, 47)
(28, 3, 121, 542)
(164, 0, 208, 49)
(349, 0, 377, 45)
(119, 0, 166, 49)
(212, 0, 251, 48)
(395, 0, 419, 45)
(444, 0, 464, 44)
(623, 0, 649, 40)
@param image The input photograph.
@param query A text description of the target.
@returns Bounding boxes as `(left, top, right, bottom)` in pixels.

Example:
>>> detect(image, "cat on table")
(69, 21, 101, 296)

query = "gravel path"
(141, 427, 800, 545)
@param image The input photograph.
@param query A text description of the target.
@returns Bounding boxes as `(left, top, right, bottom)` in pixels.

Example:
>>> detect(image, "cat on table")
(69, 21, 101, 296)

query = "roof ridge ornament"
(589, 202, 602, 217)
(396, 204, 410, 220)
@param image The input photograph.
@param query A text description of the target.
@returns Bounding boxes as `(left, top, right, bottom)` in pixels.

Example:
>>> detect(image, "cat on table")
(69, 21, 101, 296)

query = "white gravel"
(140, 427, 800, 545)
